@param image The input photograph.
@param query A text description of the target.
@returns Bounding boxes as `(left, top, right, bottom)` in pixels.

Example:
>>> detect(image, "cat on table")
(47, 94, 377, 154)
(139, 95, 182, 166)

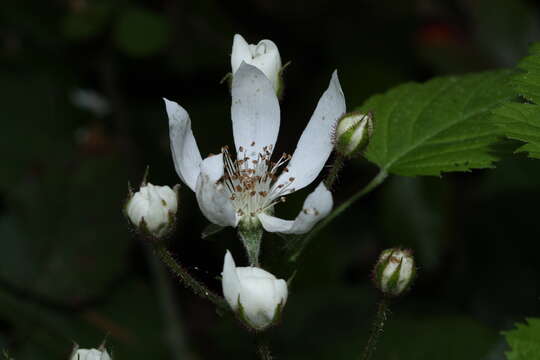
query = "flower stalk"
(289, 170, 389, 262)
(361, 297, 390, 360)
(256, 334, 273, 360)
(324, 154, 346, 190)
(154, 244, 228, 311)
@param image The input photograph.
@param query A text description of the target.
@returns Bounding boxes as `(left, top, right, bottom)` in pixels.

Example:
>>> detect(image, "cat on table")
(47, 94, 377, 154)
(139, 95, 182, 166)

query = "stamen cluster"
(220, 143, 295, 217)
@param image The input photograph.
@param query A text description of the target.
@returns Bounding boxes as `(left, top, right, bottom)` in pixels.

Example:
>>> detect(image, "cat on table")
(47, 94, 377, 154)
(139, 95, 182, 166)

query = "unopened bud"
(126, 182, 179, 239)
(70, 345, 111, 360)
(231, 34, 283, 96)
(335, 112, 373, 157)
(373, 248, 415, 297)
(222, 250, 288, 331)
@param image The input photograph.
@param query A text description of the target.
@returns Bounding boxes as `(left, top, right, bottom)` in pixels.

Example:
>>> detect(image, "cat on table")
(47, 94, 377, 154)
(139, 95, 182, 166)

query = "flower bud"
(126, 182, 179, 238)
(222, 250, 287, 331)
(231, 34, 282, 94)
(373, 248, 415, 297)
(335, 111, 373, 157)
(70, 346, 111, 360)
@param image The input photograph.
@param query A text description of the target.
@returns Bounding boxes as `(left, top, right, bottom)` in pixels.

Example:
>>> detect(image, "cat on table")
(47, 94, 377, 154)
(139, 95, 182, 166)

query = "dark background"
(1, 0, 540, 359)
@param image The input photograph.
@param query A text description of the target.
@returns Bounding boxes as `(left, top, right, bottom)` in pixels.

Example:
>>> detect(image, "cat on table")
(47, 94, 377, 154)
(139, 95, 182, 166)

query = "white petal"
(240, 276, 278, 326)
(231, 62, 280, 159)
(236, 266, 275, 280)
(195, 154, 237, 227)
(273, 71, 346, 192)
(231, 34, 251, 74)
(222, 250, 242, 311)
(155, 185, 178, 210)
(259, 182, 333, 234)
(165, 98, 203, 192)
(274, 279, 288, 305)
(251, 39, 282, 90)
(101, 350, 112, 360)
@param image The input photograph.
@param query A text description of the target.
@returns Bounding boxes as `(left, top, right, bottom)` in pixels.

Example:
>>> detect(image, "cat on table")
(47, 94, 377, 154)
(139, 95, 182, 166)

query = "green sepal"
(238, 216, 263, 266)
(385, 258, 403, 296)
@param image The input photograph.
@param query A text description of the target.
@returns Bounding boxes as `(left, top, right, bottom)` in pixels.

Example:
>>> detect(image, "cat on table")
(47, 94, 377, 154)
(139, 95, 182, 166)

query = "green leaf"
(493, 43, 540, 159)
(503, 318, 540, 360)
(493, 103, 540, 158)
(358, 70, 515, 176)
(512, 43, 540, 104)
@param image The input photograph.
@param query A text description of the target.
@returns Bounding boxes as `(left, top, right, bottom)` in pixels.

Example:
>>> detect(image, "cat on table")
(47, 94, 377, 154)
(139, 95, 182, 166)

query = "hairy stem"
(361, 297, 390, 360)
(324, 154, 346, 190)
(144, 242, 192, 359)
(155, 245, 228, 311)
(257, 335, 273, 360)
(290, 170, 388, 262)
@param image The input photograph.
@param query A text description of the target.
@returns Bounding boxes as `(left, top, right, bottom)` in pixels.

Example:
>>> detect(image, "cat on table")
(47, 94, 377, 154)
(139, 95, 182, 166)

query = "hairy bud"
(335, 111, 373, 157)
(373, 248, 416, 297)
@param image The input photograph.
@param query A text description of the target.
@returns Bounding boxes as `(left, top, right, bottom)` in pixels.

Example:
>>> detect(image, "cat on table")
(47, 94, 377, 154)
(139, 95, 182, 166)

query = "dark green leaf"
(358, 70, 515, 176)
(493, 43, 540, 158)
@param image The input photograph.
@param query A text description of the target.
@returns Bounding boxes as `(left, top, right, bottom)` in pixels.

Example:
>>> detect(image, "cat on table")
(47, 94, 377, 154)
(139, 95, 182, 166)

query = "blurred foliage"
(503, 318, 540, 360)
(1, 0, 540, 359)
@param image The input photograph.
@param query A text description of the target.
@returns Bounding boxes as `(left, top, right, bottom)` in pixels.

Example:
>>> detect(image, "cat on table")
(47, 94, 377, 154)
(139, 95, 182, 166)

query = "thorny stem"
(290, 170, 389, 262)
(324, 154, 346, 190)
(154, 245, 228, 311)
(256, 334, 273, 360)
(144, 242, 192, 359)
(361, 297, 390, 360)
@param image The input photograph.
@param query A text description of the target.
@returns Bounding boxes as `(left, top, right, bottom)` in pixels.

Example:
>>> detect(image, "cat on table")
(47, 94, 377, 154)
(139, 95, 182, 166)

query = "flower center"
(220, 143, 295, 217)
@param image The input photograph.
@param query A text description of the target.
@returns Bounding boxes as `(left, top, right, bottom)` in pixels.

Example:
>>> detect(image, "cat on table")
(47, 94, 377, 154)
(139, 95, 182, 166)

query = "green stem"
(144, 242, 192, 359)
(361, 297, 390, 360)
(290, 170, 388, 262)
(256, 335, 273, 360)
(154, 245, 228, 311)
(324, 154, 346, 190)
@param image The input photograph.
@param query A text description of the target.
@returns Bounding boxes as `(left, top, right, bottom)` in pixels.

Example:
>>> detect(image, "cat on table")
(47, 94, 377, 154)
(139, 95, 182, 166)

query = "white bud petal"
(71, 348, 111, 360)
(126, 183, 178, 237)
(231, 34, 282, 93)
(221, 251, 288, 330)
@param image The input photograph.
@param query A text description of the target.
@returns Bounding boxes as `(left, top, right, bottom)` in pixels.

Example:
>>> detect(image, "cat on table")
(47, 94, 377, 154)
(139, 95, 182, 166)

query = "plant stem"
(361, 297, 390, 360)
(324, 154, 346, 190)
(256, 335, 273, 360)
(144, 242, 192, 359)
(290, 170, 388, 262)
(154, 245, 228, 311)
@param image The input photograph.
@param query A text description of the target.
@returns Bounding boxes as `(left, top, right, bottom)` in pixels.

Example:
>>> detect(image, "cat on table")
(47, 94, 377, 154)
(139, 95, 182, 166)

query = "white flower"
(165, 62, 346, 235)
(71, 348, 111, 360)
(126, 183, 178, 237)
(231, 34, 282, 93)
(222, 250, 287, 330)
